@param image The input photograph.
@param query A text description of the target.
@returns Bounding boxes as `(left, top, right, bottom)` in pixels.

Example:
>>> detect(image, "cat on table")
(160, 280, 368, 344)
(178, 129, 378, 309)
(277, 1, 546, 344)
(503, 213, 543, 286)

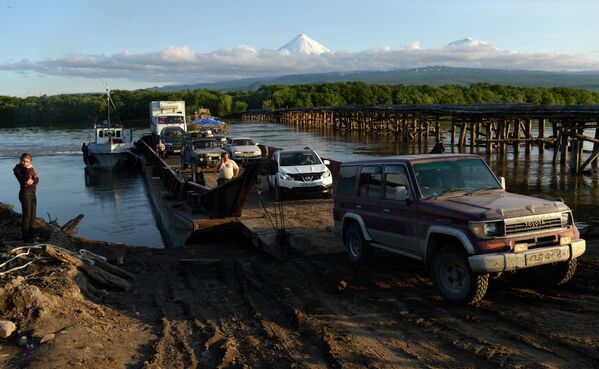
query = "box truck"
(149, 101, 187, 144)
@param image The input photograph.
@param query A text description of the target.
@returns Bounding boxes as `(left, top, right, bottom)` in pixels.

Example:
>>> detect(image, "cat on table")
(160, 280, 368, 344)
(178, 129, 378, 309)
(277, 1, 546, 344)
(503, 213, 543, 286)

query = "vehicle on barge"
(224, 137, 262, 163)
(268, 147, 333, 200)
(180, 136, 225, 170)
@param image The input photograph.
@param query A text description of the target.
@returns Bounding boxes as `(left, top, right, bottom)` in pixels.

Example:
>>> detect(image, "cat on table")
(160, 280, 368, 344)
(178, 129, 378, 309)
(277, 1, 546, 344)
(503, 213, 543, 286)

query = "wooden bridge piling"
(242, 104, 599, 174)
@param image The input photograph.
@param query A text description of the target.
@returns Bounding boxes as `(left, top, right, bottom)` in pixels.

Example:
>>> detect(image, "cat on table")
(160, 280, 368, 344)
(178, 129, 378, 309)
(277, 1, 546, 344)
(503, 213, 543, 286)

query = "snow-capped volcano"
(278, 34, 330, 55)
(447, 37, 489, 47)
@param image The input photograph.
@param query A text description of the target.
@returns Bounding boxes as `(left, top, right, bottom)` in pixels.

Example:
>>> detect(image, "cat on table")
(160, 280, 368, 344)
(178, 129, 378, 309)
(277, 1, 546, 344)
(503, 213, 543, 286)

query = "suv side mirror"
(499, 176, 506, 190)
(394, 185, 409, 201)
(323, 159, 331, 165)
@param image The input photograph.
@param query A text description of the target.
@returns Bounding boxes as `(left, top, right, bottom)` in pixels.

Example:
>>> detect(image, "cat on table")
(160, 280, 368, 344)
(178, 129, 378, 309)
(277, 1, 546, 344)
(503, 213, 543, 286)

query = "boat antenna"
(103, 81, 111, 125)
(102, 80, 122, 124)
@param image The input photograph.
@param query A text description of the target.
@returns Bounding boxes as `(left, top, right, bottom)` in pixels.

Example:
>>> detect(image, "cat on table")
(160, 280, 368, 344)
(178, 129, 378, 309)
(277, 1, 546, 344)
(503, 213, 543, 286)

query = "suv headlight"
(561, 211, 572, 227)
(469, 221, 503, 239)
(234, 151, 242, 156)
(279, 173, 291, 181)
(322, 170, 331, 179)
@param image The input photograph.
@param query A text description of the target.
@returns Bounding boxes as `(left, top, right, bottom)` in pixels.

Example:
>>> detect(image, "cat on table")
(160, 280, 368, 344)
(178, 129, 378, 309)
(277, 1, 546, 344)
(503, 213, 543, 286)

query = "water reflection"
(0, 122, 596, 243)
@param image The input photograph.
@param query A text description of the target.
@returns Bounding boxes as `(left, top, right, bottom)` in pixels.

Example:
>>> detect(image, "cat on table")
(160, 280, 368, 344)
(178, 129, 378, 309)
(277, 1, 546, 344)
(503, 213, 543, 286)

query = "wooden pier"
(243, 104, 599, 174)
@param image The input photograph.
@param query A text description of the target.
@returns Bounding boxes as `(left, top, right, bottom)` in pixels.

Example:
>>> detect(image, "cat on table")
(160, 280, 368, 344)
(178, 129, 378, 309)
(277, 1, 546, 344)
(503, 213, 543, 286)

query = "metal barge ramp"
(135, 138, 340, 258)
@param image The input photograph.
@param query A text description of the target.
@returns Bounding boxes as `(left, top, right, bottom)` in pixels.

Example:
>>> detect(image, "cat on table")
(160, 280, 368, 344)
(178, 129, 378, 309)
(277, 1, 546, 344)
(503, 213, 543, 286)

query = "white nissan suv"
(268, 148, 333, 200)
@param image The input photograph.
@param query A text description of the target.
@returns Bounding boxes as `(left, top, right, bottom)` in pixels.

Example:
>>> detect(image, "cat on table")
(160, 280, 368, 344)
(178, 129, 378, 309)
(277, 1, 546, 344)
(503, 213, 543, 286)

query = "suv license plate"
(526, 248, 563, 266)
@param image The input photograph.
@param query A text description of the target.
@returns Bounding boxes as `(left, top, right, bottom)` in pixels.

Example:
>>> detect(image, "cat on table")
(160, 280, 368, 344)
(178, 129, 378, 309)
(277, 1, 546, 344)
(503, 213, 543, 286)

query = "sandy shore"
(1, 203, 598, 369)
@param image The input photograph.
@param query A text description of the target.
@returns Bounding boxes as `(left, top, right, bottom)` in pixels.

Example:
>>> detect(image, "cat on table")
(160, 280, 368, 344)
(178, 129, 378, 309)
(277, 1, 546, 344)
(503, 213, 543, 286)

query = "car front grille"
(504, 212, 564, 236)
(291, 172, 322, 182)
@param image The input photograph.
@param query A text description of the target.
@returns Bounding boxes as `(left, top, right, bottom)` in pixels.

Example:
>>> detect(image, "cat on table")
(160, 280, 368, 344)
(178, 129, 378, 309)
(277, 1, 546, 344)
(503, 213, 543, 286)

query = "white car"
(268, 148, 333, 199)
(224, 137, 262, 162)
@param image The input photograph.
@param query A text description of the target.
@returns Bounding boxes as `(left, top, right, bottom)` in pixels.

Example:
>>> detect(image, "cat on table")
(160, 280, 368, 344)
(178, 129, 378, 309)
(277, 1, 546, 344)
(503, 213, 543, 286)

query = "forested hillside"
(2, 82, 599, 126)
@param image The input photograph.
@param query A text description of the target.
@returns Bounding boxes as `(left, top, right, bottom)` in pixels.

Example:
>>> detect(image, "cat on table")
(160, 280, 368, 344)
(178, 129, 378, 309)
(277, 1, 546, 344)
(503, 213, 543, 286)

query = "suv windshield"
(231, 139, 255, 146)
(413, 158, 500, 198)
(280, 152, 322, 166)
(193, 140, 217, 149)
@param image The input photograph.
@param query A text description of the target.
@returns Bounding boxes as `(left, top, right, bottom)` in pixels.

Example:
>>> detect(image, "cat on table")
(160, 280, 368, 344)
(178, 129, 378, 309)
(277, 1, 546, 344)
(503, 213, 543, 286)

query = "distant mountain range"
(150, 66, 599, 92)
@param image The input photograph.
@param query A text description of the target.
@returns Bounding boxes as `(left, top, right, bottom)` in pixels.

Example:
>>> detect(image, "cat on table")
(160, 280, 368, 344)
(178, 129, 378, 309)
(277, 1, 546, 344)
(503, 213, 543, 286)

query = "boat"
(82, 83, 135, 170)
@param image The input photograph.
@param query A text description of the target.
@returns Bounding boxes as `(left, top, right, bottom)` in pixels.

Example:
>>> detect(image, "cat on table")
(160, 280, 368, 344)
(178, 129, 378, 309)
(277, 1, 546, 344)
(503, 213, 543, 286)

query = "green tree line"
(2, 82, 599, 126)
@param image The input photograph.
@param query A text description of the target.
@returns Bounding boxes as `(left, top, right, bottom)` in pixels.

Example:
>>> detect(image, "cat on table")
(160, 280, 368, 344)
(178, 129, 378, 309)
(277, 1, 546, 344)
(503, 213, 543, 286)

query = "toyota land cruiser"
(333, 154, 586, 305)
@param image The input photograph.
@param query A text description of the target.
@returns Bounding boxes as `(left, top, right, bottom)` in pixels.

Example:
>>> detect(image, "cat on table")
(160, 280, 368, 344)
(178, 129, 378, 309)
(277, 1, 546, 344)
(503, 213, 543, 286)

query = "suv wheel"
(432, 246, 489, 305)
(268, 176, 274, 192)
(273, 179, 284, 201)
(275, 188, 283, 202)
(345, 223, 373, 264)
(525, 259, 577, 286)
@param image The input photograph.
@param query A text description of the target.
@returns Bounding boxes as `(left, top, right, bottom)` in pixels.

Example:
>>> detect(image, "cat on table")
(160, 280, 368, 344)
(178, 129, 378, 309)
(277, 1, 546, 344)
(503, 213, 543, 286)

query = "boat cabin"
(94, 122, 132, 144)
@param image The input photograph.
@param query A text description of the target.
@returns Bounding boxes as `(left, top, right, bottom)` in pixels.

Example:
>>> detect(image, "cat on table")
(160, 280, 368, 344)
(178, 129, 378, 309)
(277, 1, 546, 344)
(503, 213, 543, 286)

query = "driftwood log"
(61, 214, 85, 234)
(79, 264, 131, 291)
(43, 244, 132, 291)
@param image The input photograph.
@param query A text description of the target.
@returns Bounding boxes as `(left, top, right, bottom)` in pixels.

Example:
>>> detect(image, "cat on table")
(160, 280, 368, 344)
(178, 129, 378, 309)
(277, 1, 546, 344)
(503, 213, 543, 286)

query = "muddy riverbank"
(1, 204, 599, 369)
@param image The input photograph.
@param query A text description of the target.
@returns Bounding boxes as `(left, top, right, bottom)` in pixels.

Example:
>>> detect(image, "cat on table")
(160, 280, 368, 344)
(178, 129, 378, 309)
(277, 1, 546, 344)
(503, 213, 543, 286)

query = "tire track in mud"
(170, 259, 254, 368)
(234, 256, 456, 368)
(232, 260, 337, 368)
(339, 258, 599, 369)
(475, 285, 599, 365)
(284, 256, 599, 369)
(144, 263, 199, 369)
(234, 257, 359, 368)
(282, 258, 495, 369)
(118, 243, 599, 368)
(174, 256, 307, 368)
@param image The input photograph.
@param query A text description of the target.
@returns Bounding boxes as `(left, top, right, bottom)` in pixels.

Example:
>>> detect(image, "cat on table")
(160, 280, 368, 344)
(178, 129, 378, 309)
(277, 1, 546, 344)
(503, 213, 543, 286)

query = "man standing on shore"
(216, 152, 239, 186)
(13, 153, 39, 243)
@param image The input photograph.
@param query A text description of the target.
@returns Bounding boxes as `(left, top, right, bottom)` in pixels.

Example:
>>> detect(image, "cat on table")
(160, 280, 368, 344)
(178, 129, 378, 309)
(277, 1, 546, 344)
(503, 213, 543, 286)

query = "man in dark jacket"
(13, 153, 39, 243)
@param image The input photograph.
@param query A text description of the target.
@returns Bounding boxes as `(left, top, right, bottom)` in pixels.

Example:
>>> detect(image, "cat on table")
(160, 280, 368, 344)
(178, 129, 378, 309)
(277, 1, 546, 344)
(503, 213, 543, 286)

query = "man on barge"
(216, 152, 239, 186)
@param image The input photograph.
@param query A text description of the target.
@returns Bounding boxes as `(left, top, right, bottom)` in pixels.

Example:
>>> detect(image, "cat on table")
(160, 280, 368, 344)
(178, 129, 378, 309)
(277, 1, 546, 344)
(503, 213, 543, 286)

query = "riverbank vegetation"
(2, 82, 599, 126)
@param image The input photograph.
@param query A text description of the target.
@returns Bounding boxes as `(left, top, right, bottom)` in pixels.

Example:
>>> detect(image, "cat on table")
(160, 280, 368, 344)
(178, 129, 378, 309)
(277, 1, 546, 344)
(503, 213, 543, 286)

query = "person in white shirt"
(216, 152, 239, 185)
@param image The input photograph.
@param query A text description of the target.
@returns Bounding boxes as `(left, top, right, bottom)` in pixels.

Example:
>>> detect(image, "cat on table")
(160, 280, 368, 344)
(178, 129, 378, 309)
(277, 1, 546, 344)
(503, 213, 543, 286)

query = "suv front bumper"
(280, 184, 332, 195)
(468, 239, 586, 273)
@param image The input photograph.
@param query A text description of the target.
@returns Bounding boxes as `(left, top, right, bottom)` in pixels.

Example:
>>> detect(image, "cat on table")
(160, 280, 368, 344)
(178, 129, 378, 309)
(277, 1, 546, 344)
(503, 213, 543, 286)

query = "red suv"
(333, 154, 586, 305)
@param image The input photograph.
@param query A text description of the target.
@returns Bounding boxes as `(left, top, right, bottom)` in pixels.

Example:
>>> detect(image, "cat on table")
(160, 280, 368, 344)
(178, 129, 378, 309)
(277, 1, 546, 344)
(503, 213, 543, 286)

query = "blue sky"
(2, 0, 599, 96)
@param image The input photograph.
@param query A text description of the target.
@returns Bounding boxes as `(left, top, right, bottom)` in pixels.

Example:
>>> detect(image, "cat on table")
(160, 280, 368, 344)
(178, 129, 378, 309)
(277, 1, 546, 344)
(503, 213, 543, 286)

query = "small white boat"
(82, 83, 134, 170)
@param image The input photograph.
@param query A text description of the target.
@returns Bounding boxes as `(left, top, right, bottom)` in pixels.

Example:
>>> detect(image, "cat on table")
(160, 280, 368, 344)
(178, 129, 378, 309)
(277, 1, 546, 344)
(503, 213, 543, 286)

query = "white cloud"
(405, 41, 421, 50)
(160, 46, 197, 63)
(2, 39, 599, 86)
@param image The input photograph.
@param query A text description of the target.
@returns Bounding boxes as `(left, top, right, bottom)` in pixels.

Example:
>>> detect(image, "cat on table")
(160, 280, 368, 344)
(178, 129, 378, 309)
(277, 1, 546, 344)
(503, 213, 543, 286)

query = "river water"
(1, 121, 597, 248)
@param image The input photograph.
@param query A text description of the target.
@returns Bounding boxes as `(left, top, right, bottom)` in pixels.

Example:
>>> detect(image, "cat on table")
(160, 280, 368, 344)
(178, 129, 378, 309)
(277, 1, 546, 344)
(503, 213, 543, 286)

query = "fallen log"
(43, 244, 84, 267)
(92, 258, 135, 281)
(43, 244, 131, 291)
(61, 214, 85, 233)
(79, 264, 131, 291)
